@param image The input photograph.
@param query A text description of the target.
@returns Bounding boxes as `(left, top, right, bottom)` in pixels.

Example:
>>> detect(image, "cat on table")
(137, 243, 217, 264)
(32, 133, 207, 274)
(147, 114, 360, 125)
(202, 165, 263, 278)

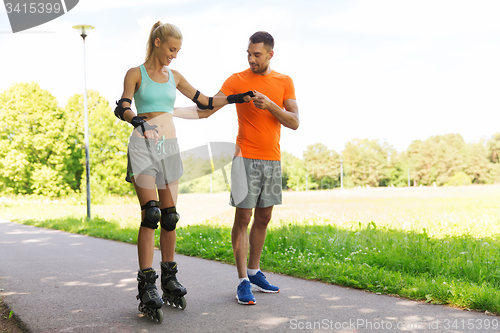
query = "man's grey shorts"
(126, 136, 183, 185)
(230, 156, 282, 209)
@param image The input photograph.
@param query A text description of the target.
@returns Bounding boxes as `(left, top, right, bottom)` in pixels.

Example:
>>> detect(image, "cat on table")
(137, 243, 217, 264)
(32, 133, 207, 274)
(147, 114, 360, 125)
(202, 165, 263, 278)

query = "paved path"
(0, 219, 497, 333)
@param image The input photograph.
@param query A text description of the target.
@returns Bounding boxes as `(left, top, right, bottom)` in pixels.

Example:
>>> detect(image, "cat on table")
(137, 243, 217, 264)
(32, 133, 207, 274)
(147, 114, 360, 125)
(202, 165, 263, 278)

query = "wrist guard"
(227, 91, 255, 104)
(131, 116, 158, 136)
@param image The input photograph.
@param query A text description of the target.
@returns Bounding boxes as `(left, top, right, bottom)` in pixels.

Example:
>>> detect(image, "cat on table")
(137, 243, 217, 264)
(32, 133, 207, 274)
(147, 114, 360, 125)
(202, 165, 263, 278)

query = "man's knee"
(234, 208, 253, 227)
(253, 207, 273, 225)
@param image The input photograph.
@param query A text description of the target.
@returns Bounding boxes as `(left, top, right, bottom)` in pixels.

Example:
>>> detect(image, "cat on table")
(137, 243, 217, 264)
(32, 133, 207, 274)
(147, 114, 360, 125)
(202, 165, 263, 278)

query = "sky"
(1, 0, 499, 158)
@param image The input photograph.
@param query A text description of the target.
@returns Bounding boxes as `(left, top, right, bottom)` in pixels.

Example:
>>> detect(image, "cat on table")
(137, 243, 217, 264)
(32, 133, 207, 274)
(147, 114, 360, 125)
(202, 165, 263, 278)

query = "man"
(213, 31, 300, 305)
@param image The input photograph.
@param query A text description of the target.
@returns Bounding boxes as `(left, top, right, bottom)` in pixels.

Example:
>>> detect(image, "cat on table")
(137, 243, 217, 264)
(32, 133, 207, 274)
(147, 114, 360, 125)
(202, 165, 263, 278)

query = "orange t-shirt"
(220, 68, 296, 161)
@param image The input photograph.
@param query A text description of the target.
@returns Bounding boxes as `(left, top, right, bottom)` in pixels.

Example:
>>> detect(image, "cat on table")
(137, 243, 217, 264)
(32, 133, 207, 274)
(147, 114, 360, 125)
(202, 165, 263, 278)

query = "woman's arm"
(116, 67, 159, 141)
(173, 91, 231, 119)
(119, 68, 139, 122)
(172, 70, 255, 110)
(172, 69, 228, 107)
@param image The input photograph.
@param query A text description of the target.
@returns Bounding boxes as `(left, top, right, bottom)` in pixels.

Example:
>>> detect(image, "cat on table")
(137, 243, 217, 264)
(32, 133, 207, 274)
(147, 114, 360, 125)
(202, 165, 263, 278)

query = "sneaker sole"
(236, 296, 256, 305)
(250, 283, 280, 293)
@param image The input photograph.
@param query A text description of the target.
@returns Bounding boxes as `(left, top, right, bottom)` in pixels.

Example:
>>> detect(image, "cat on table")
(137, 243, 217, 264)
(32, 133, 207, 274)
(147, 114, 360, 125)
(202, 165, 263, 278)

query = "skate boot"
(137, 268, 164, 323)
(160, 261, 187, 310)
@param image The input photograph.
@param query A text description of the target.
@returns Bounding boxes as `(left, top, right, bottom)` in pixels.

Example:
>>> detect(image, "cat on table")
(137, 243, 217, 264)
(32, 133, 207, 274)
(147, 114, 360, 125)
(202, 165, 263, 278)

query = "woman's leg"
(133, 174, 159, 270)
(158, 180, 186, 302)
(158, 180, 179, 262)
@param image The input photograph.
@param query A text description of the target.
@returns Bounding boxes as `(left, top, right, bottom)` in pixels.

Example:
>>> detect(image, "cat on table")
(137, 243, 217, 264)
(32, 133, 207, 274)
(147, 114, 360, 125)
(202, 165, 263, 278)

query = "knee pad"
(141, 200, 161, 229)
(160, 206, 180, 231)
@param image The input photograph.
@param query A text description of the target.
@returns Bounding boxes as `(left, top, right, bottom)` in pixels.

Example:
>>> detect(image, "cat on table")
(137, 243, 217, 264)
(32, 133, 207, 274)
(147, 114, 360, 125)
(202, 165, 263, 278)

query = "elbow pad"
(114, 98, 132, 120)
(192, 90, 214, 110)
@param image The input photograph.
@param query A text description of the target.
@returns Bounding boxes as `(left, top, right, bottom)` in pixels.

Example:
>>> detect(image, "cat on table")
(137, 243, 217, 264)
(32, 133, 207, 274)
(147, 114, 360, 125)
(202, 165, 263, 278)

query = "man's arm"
(253, 91, 299, 130)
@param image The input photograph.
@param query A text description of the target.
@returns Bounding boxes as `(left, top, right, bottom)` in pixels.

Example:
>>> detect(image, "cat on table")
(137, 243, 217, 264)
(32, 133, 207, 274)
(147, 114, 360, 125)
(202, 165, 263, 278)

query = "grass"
(1, 185, 500, 315)
(174, 222, 500, 314)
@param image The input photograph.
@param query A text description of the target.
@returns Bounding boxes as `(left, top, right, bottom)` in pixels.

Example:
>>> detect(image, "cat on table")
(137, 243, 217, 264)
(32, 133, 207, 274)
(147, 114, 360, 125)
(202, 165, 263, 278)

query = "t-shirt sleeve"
(220, 74, 237, 97)
(283, 76, 296, 101)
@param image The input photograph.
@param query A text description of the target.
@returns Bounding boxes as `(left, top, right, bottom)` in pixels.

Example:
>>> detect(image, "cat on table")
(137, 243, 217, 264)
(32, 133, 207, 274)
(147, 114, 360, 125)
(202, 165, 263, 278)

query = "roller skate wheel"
(178, 296, 187, 310)
(155, 309, 163, 324)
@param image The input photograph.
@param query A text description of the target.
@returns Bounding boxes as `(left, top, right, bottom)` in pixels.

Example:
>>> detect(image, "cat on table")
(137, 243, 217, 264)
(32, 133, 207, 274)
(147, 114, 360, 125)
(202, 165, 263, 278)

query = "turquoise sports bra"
(134, 64, 176, 114)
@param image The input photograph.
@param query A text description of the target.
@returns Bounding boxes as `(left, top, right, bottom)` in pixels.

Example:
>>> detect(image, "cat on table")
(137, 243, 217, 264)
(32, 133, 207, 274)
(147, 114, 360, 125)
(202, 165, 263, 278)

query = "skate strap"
(137, 283, 160, 300)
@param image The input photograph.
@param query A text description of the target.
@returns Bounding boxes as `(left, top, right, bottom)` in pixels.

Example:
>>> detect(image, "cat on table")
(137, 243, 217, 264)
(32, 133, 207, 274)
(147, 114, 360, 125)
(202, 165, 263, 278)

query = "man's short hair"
(249, 31, 274, 50)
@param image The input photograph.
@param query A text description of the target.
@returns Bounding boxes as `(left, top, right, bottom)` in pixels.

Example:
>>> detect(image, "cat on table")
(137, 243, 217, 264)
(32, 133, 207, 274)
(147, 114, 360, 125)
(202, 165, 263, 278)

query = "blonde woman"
(115, 21, 254, 321)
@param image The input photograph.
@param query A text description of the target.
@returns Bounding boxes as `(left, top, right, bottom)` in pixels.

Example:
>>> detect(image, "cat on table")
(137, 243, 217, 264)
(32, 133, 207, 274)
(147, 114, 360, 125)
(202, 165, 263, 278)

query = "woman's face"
(155, 37, 182, 66)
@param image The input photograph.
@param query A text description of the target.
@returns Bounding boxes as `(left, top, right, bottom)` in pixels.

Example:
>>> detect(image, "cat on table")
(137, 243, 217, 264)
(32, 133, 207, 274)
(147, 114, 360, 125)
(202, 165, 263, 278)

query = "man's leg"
(248, 206, 273, 270)
(232, 207, 258, 304)
(232, 207, 253, 278)
(246, 206, 280, 293)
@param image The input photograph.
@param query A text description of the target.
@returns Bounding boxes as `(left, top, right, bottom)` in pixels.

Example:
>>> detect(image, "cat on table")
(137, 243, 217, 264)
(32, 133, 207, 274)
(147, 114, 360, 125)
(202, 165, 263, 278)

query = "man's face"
(247, 42, 273, 75)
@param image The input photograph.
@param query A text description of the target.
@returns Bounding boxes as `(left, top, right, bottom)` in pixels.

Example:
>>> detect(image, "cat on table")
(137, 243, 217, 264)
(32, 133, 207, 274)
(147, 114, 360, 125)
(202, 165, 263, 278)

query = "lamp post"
(73, 24, 94, 220)
(340, 158, 344, 190)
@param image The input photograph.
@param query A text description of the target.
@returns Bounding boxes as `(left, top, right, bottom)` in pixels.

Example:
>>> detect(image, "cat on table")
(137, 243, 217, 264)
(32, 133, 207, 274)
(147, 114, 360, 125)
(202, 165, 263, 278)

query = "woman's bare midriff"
(131, 112, 176, 139)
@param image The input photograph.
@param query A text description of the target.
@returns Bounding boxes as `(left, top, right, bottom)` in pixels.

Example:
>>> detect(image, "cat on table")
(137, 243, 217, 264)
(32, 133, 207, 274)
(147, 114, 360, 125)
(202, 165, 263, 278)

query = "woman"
(114, 21, 254, 318)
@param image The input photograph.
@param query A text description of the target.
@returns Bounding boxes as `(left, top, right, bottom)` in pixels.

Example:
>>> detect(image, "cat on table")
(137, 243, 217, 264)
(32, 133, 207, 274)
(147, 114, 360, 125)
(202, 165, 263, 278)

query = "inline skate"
(161, 261, 187, 310)
(137, 268, 164, 323)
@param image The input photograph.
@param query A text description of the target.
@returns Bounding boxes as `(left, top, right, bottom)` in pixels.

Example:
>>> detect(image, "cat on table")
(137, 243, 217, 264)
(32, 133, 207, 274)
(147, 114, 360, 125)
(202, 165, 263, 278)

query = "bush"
(445, 171, 472, 186)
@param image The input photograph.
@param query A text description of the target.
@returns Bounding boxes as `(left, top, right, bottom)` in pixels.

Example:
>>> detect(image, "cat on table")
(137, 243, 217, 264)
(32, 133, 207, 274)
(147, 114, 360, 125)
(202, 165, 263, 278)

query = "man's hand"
(253, 91, 272, 110)
(251, 91, 300, 130)
(243, 92, 256, 103)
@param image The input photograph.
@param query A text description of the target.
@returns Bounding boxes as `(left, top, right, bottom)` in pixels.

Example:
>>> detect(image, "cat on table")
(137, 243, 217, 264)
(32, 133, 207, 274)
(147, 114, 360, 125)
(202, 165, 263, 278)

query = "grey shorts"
(126, 136, 183, 185)
(230, 157, 282, 209)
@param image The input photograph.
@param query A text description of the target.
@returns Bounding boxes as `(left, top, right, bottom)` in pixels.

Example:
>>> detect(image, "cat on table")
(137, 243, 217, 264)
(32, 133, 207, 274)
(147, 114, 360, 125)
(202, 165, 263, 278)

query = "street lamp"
(73, 24, 94, 220)
(340, 158, 344, 190)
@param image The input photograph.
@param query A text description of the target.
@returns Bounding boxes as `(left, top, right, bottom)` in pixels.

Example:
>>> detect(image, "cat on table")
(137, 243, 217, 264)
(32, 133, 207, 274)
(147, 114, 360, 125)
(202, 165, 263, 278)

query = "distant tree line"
(1, 83, 498, 198)
(282, 134, 500, 190)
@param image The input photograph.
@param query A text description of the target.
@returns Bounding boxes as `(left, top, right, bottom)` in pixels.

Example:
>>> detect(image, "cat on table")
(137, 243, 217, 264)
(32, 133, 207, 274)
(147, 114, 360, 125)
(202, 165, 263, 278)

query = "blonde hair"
(145, 21, 183, 62)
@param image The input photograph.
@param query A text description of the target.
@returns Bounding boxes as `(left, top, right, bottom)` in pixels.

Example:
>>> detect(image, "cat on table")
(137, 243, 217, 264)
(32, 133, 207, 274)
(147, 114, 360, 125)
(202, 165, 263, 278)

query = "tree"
(64, 90, 131, 199)
(303, 143, 340, 189)
(488, 132, 500, 164)
(464, 140, 493, 184)
(281, 151, 307, 190)
(342, 139, 395, 187)
(407, 134, 466, 186)
(0, 82, 73, 196)
(385, 151, 410, 187)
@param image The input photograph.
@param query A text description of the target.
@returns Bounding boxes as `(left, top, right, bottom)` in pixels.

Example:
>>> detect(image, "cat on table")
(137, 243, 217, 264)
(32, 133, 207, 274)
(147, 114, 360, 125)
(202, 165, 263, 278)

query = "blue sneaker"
(236, 280, 256, 305)
(248, 271, 280, 293)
